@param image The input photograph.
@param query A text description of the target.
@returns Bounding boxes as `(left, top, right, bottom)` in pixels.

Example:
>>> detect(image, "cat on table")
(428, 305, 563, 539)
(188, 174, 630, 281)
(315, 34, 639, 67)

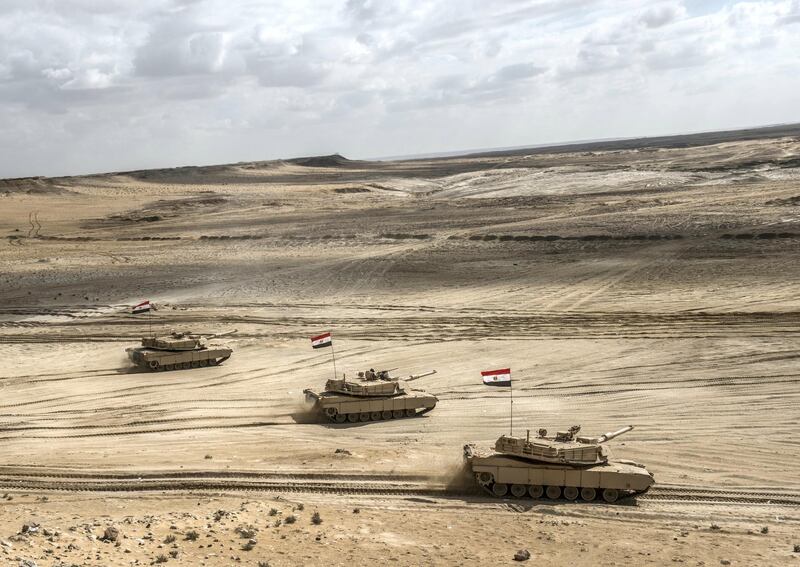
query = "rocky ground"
(1, 492, 798, 566)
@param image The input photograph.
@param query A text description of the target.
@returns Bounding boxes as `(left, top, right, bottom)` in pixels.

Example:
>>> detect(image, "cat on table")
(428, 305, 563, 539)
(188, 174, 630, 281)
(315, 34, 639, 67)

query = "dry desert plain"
(1, 126, 800, 566)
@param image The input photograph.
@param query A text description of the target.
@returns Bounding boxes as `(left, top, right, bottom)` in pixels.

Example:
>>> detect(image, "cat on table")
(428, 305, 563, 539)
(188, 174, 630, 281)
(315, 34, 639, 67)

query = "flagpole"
(329, 331, 338, 381)
(510, 378, 514, 437)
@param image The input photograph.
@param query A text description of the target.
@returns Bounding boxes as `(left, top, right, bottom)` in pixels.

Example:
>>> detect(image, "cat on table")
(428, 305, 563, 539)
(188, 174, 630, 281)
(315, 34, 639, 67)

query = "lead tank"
(464, 425, 654, 503)
(303, 369, 438, 423)
(126, 330, 235, 371)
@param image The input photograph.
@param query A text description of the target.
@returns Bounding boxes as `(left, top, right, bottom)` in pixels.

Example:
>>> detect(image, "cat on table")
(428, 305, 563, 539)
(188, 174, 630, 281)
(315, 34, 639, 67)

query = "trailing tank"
(463, 425, 654, 503)
(303, 370, 437, 423)
(126, 330, 235, 371)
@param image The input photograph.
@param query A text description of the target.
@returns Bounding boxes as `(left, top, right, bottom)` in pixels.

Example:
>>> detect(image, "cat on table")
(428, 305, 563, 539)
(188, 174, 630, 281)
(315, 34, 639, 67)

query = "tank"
(303, 369, 438, 423)
(463, 425, 654, 503)
(126, 330, 235, 371)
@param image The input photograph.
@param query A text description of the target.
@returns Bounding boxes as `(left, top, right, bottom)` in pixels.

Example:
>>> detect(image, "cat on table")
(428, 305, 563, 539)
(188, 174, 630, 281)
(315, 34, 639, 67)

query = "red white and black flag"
(482, 368, 511, 386)
(132, 300, 152, 314)
(310, 332, 332, 349)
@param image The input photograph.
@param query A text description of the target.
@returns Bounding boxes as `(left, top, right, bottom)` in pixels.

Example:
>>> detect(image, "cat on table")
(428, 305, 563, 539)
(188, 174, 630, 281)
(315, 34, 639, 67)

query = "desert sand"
(1, 126, 799, 565)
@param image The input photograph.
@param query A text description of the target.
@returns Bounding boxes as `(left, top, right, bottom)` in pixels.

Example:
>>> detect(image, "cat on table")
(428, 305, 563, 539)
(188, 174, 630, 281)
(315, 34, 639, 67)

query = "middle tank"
(303, 369, 438, 423)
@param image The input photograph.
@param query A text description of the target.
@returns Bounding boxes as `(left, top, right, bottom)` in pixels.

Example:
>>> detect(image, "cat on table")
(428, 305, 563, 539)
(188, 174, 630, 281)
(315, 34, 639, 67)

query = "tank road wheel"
(528, 485, 544, 499)
(492, 483, 509, 497)
(191, 361, 200, 369)
(148, 361, 160, 371)
(563, 486, 579, 501)
(347, 414, 358, 423)
(370, 411, 382, 421)
(510, 484, 527, 498)
(477, 472, 494, 486)
(199, 359, 208, 367)
(359, 413, 370, 422)
(602, 488, 619, 503)
(381, 411, 392, 420)
(208, 359, 218, 366)
(392, 410, 404, 419)
(580, 487, 597, 502)
(181, 362, 191, 370)
(405, 409, 416, 418)
(334, 414, 347, 424)
(545, 486, 562, 500)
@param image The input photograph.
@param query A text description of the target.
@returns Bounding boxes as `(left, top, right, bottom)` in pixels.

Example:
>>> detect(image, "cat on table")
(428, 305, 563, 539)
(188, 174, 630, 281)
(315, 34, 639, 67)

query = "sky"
(0, 0, 799, 178)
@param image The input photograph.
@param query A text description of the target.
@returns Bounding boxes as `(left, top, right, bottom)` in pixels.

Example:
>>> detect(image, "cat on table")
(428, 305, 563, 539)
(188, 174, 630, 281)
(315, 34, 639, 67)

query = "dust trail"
(424, 450, 477, 493)
(289, 392, 319, 424)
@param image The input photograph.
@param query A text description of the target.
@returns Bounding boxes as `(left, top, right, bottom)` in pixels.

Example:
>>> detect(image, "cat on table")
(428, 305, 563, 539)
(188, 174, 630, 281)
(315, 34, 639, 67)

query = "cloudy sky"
(1, 0, 799, 178)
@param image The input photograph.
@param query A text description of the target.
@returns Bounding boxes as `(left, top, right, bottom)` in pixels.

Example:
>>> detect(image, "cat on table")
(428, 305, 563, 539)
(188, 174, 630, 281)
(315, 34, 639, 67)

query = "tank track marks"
(0, 469, 442, 497)
(474, 473, 648, 504)
(639, 485, 800, 506)
(0, 468, 433, 483)
(0, 478, 447, 497)
(323, 402, 437, 423)
(0, 469, 796, 507)
(139, 355, 230, 372)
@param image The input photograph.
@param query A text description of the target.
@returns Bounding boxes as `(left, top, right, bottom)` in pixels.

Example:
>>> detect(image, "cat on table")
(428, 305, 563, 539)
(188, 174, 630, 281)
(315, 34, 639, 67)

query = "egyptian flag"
(311, 332, 332, 349)
(132, 300, 152, 314)
(482, 368, 511, 386)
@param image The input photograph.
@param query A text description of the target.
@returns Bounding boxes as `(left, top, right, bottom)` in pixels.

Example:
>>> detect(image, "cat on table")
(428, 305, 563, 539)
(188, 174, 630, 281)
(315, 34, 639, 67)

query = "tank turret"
(493, 425, 634, 466)
(323, 377, 404, 397)
(323, 369, 437, 397)
(140, 329, 237, 352)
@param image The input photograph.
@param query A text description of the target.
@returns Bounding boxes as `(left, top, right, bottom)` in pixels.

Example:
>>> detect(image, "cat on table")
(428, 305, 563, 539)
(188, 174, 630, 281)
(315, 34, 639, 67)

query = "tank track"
(141, 355, 230, 372)
(324, 404, 436, 423)
(474, 472, 645, 504)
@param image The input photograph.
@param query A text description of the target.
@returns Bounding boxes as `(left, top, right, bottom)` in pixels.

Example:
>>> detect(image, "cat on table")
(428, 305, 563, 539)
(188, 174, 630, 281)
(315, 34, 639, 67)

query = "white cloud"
(0, 0, 798, 177)
(639, 2, 687, 28)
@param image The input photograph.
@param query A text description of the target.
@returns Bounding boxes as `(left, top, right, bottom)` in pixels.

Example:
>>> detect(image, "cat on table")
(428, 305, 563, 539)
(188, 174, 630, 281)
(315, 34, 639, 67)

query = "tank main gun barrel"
(597, 425, 634, 443)
(406, 370, 437, 382)
(205, 329, 237, 339)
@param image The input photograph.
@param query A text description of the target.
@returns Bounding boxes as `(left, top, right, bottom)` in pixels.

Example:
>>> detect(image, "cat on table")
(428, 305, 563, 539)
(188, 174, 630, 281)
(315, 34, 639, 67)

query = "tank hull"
(303, 389, 438, 423)
(127, 347, 232, 371)
(464, 446, 654, 503)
